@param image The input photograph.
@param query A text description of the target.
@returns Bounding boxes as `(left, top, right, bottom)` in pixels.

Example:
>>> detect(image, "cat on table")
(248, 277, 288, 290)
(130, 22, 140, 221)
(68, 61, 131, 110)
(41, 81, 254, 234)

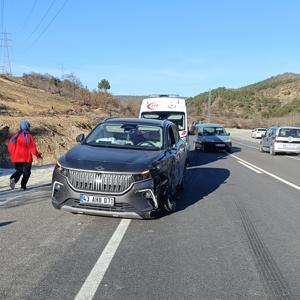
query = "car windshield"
(85, 123, 163, 150)
(141, 112, 185, 130)
(278, 128, 300, 138)
(203, 126, 228, 136)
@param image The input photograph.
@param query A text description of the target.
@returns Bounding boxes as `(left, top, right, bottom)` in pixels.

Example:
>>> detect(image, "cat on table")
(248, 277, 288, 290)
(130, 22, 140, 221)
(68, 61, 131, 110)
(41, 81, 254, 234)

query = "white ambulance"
(139, 95, 189, 142)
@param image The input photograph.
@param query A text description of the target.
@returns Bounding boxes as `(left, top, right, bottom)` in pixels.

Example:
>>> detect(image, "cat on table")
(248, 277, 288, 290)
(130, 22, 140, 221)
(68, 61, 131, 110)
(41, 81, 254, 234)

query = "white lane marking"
(233, 139, 259, 150)
(186, 165, 203, 170)
(237, 161, 262, 174)
(231, 154, 300, 192)
(233, 139, 300, 162)
(286, 155, 300, 161)
(75, 219, 131, 300)
(0, 190, 34, 205)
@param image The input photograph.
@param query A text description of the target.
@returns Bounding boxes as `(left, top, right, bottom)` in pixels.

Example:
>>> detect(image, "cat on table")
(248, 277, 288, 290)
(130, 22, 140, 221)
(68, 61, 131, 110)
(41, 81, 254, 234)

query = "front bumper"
(195, 141, 232, 151)
(51, 171, 160, 219)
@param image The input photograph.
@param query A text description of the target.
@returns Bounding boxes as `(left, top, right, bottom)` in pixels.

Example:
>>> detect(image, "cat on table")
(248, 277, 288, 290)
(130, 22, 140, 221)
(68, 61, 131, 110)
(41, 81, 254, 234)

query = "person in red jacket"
(8, 120, 43, 190)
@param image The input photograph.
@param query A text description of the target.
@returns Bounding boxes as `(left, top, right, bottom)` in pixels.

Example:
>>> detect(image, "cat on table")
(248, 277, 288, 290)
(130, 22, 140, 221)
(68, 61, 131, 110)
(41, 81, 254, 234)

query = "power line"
(23, 0, 57, 44)
(18, 0, 38, 33)
(25, 0, 69, 51)
(1, 0, 4, 34)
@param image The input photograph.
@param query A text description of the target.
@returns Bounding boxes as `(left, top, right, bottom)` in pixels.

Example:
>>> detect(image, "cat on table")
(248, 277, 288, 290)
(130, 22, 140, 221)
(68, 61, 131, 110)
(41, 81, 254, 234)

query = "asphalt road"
(1, 135, 300, 299)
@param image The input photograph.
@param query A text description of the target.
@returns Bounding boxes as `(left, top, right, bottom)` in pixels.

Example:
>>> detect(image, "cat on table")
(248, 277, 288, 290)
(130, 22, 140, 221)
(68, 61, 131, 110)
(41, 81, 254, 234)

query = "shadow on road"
(188, 145, 241, 167)
(0, 220, 15, 227)
(177, 167, 230, 213)
(175, 146, 236, 213)
(0, 185, 51, 209)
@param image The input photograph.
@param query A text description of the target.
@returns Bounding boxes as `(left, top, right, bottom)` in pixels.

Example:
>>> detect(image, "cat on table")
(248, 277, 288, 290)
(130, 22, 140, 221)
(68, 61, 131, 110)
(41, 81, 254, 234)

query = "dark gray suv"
(51, 118, 188, 219)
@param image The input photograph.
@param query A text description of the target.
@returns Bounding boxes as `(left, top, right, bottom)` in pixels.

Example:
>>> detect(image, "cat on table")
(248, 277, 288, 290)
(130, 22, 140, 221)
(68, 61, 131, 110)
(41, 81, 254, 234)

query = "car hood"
(59, 144, 165, 173)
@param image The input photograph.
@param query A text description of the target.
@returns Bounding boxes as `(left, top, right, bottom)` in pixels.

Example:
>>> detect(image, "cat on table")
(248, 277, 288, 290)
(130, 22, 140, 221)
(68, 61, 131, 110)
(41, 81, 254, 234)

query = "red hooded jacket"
(8, 133, 40, 163)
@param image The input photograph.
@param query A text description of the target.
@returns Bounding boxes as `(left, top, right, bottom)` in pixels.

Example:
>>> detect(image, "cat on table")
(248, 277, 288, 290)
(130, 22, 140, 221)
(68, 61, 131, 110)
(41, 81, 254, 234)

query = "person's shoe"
(10, 178, 15, 190)
(21, 187, 27, 191)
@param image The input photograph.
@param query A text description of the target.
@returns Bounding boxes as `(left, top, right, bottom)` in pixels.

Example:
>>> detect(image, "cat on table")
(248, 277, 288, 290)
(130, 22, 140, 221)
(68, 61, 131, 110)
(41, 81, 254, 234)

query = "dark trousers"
(10, 162, 32, 188)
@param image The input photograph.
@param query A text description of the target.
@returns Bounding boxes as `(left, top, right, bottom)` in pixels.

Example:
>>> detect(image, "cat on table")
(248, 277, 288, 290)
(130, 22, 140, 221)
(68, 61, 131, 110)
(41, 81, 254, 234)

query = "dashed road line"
(237, 161, 262, 174)
(233, 138, 300, 162)
(231, 154, 300, 192)
(75, 219, 131, 300)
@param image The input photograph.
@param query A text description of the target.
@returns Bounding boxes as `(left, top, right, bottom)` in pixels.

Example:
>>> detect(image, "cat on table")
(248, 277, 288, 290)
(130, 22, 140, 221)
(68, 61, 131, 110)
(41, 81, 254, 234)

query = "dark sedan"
(51, 118, 188, 219)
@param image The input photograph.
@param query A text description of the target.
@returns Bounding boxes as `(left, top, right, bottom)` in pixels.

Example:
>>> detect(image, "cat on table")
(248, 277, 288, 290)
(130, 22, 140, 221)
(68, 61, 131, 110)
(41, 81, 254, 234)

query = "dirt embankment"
(0, 116, 99, 168)
(0, 75, 112, 167)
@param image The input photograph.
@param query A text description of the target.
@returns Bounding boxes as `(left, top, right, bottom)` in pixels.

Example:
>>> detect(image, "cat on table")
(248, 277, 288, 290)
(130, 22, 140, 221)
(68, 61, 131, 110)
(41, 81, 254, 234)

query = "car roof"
(196, 123, 225, 128)
(103, 117, 169, 127)
(277, 126, 300, 129)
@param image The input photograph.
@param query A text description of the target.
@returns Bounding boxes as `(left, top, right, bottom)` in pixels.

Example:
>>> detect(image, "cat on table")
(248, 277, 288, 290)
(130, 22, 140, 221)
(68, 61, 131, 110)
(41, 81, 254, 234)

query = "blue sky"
(3, 0, 300, 96)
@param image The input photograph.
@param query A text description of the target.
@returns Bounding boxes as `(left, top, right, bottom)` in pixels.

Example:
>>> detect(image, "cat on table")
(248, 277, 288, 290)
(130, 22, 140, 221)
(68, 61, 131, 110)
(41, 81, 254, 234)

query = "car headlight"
(133, 170, 152, 182)
(55, 161, 69, 177)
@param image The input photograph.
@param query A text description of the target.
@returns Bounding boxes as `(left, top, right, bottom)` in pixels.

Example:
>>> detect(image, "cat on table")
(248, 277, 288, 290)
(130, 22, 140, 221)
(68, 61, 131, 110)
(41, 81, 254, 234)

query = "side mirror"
(198, 132, 202, 136)
(76, 133, 85, 143)
(261, 133, 266, 137)
(227, 132, 230, 136)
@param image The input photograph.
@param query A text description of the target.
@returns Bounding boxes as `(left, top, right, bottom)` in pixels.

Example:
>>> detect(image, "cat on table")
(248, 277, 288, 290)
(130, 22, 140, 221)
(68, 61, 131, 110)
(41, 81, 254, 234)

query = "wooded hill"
(187, 73, 300, 127)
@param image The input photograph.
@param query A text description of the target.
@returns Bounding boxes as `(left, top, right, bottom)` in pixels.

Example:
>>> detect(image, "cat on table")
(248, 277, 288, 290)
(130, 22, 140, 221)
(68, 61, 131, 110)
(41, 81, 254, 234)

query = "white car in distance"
(251, 128, 267, 139)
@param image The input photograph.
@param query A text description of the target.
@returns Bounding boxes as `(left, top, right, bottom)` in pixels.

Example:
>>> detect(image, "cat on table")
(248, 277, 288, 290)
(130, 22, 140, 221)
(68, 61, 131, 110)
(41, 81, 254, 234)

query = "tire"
(259, 143, 264, 153)
(270, 144, 276, 156)
(163, 194, 177, 213)
(226, 147, 232, 153)
(163, 183, 177, 213)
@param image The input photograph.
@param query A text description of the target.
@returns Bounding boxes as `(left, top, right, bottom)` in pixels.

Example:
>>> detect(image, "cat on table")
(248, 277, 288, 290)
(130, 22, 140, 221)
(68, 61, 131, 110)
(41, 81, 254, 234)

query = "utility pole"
(0, 31, 11, 74)
(208, 89, 211, 123)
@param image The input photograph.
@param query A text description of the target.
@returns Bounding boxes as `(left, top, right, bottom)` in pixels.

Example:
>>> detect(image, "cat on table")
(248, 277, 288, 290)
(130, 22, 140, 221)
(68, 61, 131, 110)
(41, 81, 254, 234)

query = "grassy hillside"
(187, 73, 300, 127)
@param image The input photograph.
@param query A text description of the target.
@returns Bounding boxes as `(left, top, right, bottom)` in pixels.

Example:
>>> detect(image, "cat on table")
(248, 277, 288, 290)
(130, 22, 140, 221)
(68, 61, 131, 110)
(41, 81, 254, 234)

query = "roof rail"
(148, 94, 180, 98)
(103, 116, 116, 122)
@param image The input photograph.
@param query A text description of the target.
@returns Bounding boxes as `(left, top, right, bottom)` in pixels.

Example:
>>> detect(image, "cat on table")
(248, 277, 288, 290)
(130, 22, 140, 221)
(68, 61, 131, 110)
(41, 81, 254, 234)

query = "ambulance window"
(141, 113, 160, 119)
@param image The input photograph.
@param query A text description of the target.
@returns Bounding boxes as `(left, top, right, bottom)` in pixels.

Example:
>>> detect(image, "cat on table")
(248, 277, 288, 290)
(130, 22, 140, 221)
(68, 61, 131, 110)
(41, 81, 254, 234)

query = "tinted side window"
(267, 128, 273, 137)
(172, 125, 180, 144)
(168, 126, 176, 147)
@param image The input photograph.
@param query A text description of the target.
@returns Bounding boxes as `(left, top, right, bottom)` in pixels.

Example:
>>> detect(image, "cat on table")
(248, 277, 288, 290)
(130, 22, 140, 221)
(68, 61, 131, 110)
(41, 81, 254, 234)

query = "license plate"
(80, 194, 115, 206)
(282, 144, 296, 149)
(215, 144, 225, 147)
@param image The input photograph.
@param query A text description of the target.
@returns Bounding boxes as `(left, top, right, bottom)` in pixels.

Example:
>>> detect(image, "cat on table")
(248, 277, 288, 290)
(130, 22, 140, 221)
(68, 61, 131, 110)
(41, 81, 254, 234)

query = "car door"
(166, 125, 180, 195)
(171, 125, 186, 182)
(268, 128, 277, 149)
(262, 128, 272, 149)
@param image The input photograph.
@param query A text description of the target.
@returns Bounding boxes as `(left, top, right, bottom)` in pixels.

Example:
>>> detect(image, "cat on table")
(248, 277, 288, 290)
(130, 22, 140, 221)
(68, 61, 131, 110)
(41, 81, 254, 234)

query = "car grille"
(66, 170, 134, 193)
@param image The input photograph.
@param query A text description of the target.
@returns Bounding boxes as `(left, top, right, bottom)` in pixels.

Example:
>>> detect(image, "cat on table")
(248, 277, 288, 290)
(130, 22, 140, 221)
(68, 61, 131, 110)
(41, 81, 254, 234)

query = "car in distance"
(51, 118, 188, 219)
(251, 128, 267, 139)
(259, 126, 300, 155)
(194, 123, 232, 153)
